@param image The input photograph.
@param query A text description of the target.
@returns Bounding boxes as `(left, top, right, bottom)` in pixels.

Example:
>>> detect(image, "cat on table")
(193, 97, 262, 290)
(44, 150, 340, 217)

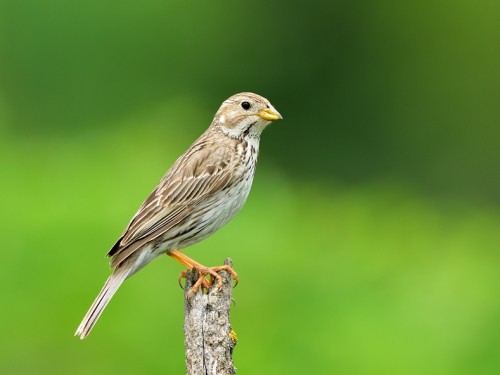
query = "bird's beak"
(258, 108, 283, 122)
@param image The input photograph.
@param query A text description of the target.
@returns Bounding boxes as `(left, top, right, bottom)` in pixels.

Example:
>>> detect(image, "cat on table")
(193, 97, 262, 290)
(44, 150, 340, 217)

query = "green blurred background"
(1, 0, 499, 374)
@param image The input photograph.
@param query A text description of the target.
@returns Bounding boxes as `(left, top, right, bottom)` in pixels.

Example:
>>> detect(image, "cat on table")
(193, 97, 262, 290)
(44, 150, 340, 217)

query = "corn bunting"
(75, 92, 282, 339)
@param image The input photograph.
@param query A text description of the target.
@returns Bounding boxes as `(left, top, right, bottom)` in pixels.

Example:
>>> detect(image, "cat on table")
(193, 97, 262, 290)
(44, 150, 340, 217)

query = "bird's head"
(213, 92, 282, 139)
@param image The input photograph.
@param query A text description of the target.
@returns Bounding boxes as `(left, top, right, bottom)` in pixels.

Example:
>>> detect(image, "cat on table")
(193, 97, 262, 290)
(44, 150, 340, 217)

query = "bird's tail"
(75, 265, 131, 339)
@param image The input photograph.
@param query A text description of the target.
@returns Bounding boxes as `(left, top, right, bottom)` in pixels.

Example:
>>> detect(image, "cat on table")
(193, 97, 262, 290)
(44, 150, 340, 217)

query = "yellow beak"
(258, 108, 283, 122)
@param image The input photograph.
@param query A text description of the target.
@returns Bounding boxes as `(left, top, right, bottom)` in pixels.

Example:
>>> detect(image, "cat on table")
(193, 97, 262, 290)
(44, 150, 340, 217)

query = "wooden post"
(183, 258, 237, 375)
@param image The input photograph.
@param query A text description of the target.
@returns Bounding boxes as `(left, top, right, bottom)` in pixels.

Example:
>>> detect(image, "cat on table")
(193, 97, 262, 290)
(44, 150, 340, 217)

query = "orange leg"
(167, 250, 238, 297)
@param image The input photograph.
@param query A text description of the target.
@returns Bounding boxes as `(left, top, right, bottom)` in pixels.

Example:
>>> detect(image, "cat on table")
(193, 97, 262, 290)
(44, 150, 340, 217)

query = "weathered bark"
(183, 258, 237, 375)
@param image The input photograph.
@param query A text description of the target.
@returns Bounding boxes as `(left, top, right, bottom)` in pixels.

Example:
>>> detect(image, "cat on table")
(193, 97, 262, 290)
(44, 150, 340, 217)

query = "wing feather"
(107, 139, 237, 267)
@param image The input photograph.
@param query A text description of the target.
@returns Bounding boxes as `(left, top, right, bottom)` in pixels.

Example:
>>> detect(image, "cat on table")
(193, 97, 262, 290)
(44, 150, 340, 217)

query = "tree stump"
(183, 258, 237, 375)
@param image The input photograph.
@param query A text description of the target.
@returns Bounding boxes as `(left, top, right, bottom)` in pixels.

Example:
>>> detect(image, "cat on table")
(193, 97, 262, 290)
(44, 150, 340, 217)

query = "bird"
(75, 92, 282, 339)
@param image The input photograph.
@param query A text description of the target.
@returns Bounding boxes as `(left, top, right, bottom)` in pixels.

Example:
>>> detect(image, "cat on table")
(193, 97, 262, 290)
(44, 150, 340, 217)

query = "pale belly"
(174, 170, 255, 249)
(128, 138, 259, 275)
(127, 178, 253, 276)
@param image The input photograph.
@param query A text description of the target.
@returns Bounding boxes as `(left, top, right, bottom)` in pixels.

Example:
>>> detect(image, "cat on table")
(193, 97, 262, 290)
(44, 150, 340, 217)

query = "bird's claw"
(178, 265, 238, 298)
(178, 270, 188, 290)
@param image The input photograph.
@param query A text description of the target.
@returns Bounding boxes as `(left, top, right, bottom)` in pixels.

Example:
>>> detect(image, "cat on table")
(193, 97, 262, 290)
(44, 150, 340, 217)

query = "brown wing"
(107, 138, 237, 268)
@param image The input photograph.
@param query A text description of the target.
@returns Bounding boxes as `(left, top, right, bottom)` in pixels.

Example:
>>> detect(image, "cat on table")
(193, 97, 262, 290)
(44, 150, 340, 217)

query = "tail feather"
(75, 266, 131, 339)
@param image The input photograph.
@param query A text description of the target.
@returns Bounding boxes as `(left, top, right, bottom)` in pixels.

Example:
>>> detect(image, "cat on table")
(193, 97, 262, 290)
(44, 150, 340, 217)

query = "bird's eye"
(241, 101, 251, 110)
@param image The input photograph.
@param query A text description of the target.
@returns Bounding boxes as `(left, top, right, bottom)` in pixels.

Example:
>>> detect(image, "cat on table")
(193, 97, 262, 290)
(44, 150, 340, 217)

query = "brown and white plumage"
(75, 92, 282, 339)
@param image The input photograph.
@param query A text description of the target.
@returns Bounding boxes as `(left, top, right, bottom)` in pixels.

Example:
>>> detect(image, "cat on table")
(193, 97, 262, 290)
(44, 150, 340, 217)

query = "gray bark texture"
(183, 258, 237, 375)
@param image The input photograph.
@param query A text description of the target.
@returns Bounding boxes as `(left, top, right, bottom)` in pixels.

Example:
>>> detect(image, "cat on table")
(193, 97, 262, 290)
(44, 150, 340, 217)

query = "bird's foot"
(179, 265, 238, 298)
